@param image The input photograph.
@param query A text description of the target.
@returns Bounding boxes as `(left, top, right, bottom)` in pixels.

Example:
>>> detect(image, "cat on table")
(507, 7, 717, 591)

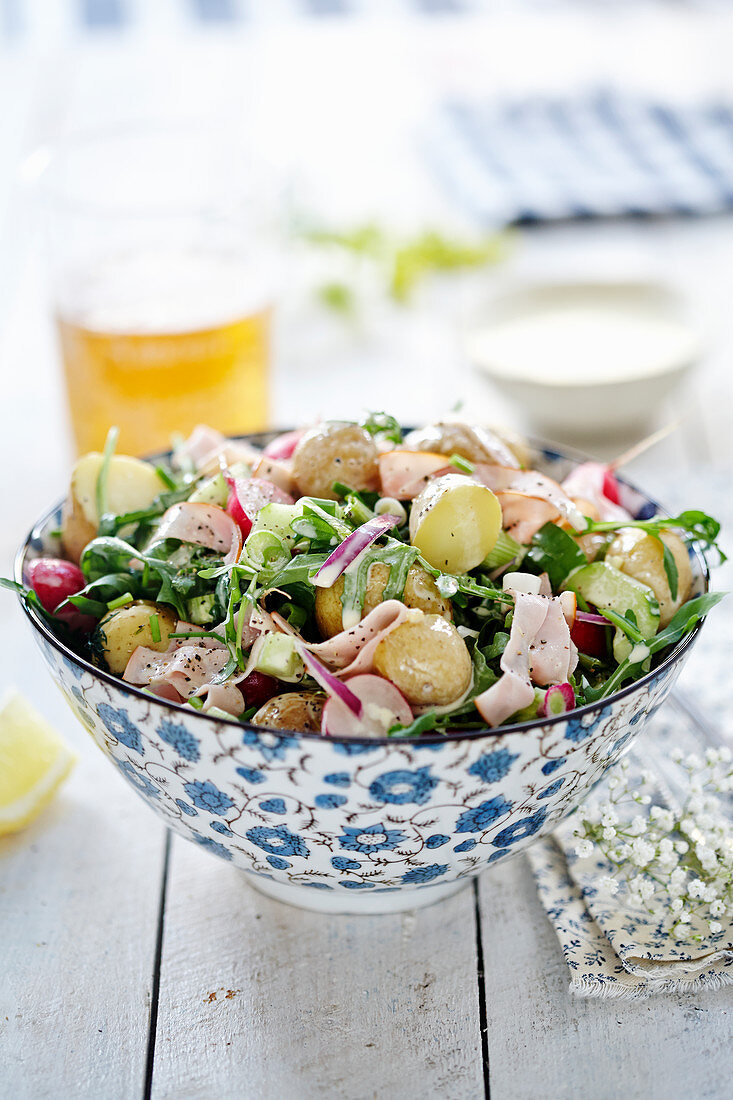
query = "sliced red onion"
(540, 682, 575, 717)
(299, 646, 363, 719)
(313, 514, 401, 589)
(575, 610, 612, 626)
(322, 674, 413, 737)
(225, 475, 294, 538)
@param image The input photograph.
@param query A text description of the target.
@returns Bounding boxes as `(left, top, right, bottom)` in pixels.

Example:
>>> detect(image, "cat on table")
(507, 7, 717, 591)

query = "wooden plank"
(477, 707, 733, 1100)
(0, 620, 168, 1100)
(151, 835, 484, 1100)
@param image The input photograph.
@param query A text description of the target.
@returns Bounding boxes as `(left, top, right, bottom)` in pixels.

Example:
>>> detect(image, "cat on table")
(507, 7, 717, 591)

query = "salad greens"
(9, 415, 725, 738)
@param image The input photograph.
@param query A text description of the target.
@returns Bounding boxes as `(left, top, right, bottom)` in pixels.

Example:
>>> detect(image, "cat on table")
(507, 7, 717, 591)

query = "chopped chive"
(449, 453, 475, 474)
(107, 592, 134, 610)
(96, 425, 120, 523)
(155, 465, 177, 490)
(188, 696, 204, 710)
(149, 613, 161, 643)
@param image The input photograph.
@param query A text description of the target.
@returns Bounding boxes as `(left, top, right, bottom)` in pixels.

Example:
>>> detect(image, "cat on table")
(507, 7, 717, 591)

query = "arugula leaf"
(581, 509, 726, 564)
(660, 539, 679, 601)
(526, 522, 587, 588)
(388, 711, 442, 738)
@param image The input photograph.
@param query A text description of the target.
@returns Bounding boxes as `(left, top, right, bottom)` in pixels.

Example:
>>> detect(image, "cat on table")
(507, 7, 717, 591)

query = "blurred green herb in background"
(301, 222, 508, 309)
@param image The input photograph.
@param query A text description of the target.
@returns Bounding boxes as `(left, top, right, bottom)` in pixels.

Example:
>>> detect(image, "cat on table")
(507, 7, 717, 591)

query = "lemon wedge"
(0, 691, 76, 835)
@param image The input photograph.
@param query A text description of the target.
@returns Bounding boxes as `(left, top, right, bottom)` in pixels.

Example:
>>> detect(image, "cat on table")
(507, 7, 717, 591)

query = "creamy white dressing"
(628, 643, 651, 664)
(470, 301, 698, 385)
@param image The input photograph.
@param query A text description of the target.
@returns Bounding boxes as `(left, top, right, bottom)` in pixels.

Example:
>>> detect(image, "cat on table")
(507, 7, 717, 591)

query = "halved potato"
(252, 692, 326, 732)
(606, 528, 692, 628)
(409, 474, 502, 574)
(62, 453, 164, 562)
(315, 562, 452, 639)
(92, 600, 177, 675)
(372, 612, 472, 706)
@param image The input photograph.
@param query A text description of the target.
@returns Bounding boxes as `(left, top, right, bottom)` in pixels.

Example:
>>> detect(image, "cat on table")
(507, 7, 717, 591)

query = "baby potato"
(410, 473, 502, 574)
(403, 421, 527, 469)
(315, 562, 452, 639)
(606, 528, 692, 627)
(92, 600, 177, 675)
(252, 692, 326, 733)
(373, 612, 472, 707)
(62, 452, 163, 563)
(291, 422, 379, 499)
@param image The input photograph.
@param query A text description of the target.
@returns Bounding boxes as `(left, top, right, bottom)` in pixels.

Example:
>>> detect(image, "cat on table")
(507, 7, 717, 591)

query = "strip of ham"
(124, 634, 231, 700)
(173, 424, 262, 478)
(474, 591, 578, 728)
(155, 502, 242, 565)
(308, 600, 414, 676)
(472, 465, 586, 532)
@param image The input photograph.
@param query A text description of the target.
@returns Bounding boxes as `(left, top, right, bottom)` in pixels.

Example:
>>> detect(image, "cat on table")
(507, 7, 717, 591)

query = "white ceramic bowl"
(465, 280, 701, 436)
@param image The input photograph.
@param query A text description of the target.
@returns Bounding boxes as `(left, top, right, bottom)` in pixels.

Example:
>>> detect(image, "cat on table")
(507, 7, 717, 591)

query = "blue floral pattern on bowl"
(15, 444, 708, 914)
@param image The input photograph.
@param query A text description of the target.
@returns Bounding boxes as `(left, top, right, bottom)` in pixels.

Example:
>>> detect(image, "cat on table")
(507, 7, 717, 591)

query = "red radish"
(321, 673, 414, 737)
(263, 429, 305, 461)
(570, 616, 608, 659)
(26, 558, 95, 632)
(539, 682, 575, 717)
(602, 468, 621, 505)
(239, 670, 278, 709)
(225, 477, 294, 538)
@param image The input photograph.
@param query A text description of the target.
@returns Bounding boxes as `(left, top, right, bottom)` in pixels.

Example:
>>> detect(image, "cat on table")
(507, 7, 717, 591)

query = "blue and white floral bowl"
(16, 441, 708, 914)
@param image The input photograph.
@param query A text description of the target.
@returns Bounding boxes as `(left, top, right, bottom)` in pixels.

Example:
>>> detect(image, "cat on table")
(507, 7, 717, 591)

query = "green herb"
(660, 539, 679, 601)
(580, 510, 726, 564)
(95, 425, 119, 524)
(448, 453, 475, 475)
(107, 592, 134, 611)
(526, 522, 587, 588)
(482, 530, 523, 571)
(154, 465, 178, 490)
(361, 411, 403, 446)
(149, 614, 161, 643)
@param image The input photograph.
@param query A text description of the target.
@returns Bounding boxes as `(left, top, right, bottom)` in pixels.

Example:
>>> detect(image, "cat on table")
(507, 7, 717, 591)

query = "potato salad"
(11, 415, 724, 737)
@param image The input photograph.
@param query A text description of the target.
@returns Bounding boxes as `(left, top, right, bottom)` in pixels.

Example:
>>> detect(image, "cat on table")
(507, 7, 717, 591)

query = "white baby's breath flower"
(651, 808, 675, 833)
(598, 875, 619, 896)
(686, 753, 703, 771)
(678, 910, 692, 924)
(575, 838, 593, 859)
(710, 900, 726, 917)
(671, 898, 684, 912)
(602, 826, 617, 841)
(675, 840, 689, 855)
(670, 748, 684, 764)
(628, 816, 647, 837)
(630, 838, 655, 867)
(709, 921, 723, 935)
(688, 879, 706, 900)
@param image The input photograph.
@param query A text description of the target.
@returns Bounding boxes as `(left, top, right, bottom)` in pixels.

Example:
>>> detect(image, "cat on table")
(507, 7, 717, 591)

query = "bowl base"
(244, 873, 470, 915)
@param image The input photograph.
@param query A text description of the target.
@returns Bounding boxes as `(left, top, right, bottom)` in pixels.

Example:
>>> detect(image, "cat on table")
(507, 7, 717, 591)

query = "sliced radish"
(313, 514, 401, 589)
(570, 617, 608, 658)
(540, 682, 575, 717)
(322, 673, 414, 737)
(225, 476, 294, 538)
(602, 468, 621, 505)
(263, 429, 305, 461)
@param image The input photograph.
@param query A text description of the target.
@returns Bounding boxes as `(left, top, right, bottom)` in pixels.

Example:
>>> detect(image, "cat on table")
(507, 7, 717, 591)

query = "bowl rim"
(15, 434, 710, 747)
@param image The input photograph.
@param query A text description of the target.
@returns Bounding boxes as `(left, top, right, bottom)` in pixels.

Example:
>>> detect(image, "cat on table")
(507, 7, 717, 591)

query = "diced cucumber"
(563, 562, 659, 662)
(249, 503, 304, 548)
(189, 473, 228, 507)
(186, 594, 217, 625)
(252, 633, 304, 682)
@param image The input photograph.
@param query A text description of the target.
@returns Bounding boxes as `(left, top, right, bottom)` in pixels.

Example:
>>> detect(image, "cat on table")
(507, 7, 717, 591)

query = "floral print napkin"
(528, 835, 733, 998)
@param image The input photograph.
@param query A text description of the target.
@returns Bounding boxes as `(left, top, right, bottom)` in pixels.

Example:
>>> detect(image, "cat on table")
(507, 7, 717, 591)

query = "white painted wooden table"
(1, 7, 733, 1098)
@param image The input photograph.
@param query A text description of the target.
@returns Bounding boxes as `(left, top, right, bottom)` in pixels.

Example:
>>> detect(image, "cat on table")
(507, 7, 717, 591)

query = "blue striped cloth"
(428, 89, 733, 225)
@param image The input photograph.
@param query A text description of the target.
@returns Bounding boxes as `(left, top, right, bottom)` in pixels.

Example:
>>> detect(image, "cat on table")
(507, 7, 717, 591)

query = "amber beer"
(56, 252, 271, 456)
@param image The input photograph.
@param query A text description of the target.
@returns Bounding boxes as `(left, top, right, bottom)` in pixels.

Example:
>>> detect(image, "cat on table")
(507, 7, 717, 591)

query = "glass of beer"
(42, 127, 275, 456)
